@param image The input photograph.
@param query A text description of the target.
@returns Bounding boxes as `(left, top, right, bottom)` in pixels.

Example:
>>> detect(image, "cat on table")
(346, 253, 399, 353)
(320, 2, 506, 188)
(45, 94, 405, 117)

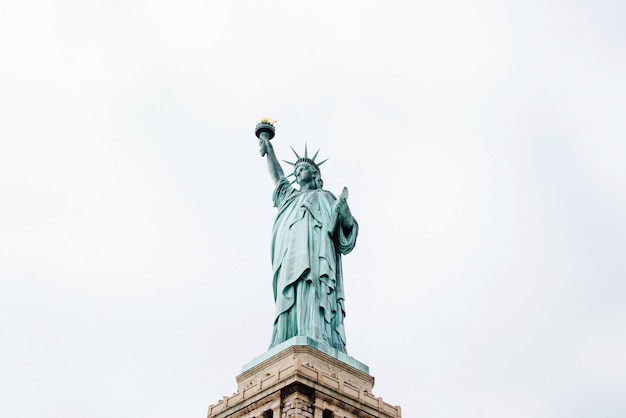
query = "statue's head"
(284, 144, 327, 190)
(295, 162, 324, 189)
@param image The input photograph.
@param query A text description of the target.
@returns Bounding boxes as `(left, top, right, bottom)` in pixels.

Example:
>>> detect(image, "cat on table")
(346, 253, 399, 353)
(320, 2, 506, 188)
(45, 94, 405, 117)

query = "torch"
(256, 118, 276, 156)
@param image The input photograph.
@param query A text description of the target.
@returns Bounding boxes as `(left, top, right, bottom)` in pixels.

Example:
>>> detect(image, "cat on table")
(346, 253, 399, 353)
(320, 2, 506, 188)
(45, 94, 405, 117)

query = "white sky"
(1, 1, 625, 417)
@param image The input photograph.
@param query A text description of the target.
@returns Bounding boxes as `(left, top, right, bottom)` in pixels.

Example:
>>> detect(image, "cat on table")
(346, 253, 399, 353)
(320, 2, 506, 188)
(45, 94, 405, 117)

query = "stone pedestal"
(207, 338, 401, 418)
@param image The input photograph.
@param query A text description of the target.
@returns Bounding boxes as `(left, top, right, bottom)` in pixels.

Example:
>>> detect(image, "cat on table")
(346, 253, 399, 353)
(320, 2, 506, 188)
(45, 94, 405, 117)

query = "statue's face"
(295, 163, 317, 186)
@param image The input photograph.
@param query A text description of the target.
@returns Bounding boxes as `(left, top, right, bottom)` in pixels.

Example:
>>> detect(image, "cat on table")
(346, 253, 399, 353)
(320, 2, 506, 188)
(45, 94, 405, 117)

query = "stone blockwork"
(207, 345, 401, 418)
(282, 391, 314, 418)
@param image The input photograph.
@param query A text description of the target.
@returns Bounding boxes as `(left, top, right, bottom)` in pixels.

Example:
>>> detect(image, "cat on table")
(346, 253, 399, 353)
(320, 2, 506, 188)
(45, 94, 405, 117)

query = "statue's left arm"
(333, 188, 358, 254)
(335, 196, 354, 234)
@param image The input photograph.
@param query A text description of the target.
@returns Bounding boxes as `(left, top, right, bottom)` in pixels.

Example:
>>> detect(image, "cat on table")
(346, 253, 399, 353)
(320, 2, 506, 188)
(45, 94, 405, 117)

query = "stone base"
(242, 337, 370, 375)
(207, 340, 401, 418)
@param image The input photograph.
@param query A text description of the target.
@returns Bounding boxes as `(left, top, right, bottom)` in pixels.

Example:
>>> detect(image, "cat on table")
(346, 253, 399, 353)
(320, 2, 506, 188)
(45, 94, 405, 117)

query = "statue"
(256, 120, 358, 353)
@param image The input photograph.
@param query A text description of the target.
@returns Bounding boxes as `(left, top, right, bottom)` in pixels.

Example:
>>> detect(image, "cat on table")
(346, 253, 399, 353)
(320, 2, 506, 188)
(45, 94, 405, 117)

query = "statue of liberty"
(257, 121, 358, 353)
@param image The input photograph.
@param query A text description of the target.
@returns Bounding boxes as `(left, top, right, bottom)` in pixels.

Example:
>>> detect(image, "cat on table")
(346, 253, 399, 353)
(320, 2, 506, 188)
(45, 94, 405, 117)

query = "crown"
(283, 144, 328, 179)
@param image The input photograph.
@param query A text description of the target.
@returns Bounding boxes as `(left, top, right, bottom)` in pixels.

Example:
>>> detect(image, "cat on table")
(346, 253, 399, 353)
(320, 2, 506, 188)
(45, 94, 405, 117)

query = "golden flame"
(260, 117, 277, 125)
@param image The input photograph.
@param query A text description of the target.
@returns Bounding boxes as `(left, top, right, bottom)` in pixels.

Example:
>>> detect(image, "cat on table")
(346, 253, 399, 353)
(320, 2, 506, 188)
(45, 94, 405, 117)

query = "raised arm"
(259, 137, 285, 186)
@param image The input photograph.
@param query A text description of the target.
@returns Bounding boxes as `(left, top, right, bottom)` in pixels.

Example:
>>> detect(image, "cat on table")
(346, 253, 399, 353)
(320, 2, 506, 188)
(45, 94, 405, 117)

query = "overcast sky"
(1, 1, 625, 417)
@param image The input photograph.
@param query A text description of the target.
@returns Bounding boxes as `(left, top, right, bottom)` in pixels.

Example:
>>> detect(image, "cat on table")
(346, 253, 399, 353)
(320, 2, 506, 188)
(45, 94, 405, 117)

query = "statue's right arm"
(259, 137, 285, 185)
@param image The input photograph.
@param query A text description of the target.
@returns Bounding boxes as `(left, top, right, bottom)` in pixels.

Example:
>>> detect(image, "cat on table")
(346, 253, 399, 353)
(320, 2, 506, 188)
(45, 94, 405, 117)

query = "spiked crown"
(283, 144, 328, 176)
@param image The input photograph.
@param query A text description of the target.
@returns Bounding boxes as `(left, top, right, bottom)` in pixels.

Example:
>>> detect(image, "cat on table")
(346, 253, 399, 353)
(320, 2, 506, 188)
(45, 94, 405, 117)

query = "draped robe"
(269, 177, 358, 352)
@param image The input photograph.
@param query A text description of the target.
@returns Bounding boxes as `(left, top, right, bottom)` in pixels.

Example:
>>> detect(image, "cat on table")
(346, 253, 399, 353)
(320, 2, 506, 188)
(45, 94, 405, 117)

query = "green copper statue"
(257, 122, 358, 353)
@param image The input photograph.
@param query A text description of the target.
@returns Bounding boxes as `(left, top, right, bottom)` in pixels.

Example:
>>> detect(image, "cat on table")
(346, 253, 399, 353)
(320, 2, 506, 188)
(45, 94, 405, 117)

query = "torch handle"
(259, 132, 271, 157)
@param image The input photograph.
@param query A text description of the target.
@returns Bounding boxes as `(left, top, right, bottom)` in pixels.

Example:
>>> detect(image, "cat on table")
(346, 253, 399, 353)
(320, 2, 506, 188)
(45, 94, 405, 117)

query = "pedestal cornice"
(207, 341, 401, 418)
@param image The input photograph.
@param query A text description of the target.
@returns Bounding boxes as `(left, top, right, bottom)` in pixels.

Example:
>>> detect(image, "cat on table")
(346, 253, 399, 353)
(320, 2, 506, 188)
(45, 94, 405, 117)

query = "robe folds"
(269, 177, 358, 352)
